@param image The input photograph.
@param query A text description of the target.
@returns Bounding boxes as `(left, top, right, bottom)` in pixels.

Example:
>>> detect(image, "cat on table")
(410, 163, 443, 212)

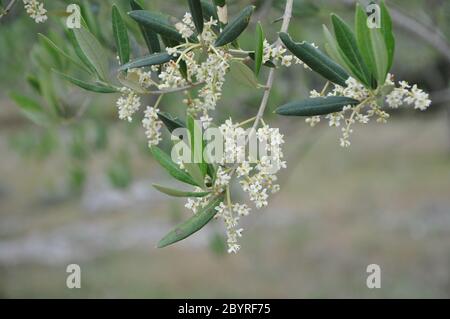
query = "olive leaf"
(187, 115, 208, 182)
(53, 70, 119, 93)
(112, 4, 130, 66)
(275, 96, 360, 116)
(158, 112, 185, 133)
(229, 61, 259, 89)
(157, 195, 224, 248)
(150, 146, 199, 187)
(331, 14, 373, 88)
(188, 0, 204, 34)
(214, 5, 254, 47)
(248, 52, 275, 68)
(355, 4, 377, 85)
(26, 75, 42, 94)
(72, 26, 109, 81)
(254, 22, 264, 76)
(38, 33, 91, 74)
(130, 0, 161, 53)
(129, 10, 197, 43)
(10, 92, 52, 126)
(280, 32, 349, 87)
(118, 52, 175, 71)
(153, 184, 210, 197)
(380, 0, 395, 76)
(200, 0, 218, 23)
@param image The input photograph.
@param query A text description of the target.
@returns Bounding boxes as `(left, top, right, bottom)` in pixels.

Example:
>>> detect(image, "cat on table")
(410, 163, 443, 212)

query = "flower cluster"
(142, 106, 163, 147)
(116, 87, 141, 122)
(23, 0, 47, 23)
(264, 39, 317, 68)
(305, 75, 432, 147)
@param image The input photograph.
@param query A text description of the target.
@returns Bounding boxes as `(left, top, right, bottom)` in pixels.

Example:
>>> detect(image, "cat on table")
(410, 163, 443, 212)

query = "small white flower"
(116, 87, 141, 122)
(23, 0, 47, 23)
(142, 106, 163, 146)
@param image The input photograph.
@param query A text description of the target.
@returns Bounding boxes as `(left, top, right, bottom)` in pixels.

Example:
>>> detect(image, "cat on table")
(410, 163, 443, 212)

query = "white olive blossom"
(23, 0, 47, 23)
(142, 106, 163, 146)
(116, 87, 141, 122)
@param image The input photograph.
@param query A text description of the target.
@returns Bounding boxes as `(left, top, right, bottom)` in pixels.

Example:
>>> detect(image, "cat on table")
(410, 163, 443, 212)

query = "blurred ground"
(1, 113, 449, 298)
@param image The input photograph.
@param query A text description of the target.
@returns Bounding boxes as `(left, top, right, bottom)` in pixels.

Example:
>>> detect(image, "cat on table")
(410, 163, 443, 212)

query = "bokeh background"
(1, 0, 450, 298)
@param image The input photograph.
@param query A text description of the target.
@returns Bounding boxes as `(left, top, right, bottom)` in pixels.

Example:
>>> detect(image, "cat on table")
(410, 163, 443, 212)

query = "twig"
(339, 0, 450, 64)
(0, 0, 18, 20)
(249, 0, 293, 135)
(147, 81, 204, 95)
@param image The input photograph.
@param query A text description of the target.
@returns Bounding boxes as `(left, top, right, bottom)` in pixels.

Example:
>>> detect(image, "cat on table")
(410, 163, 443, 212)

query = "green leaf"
(229, 61, 259, 89)
(331, 14, 372, 88)
(275, 96, 360, 116)
(10, 92, 51, 126)
(112, 5, 130, 66)
(153, 184, 210, 197)
(355, 4, 377, 86)
(213, 0, 226, 6)
(129, 10, 197, 43)
(37, 33, 91, 74)
(200, 0, 218, 22)
(187, 115, 207, 181)
(215, 5, 255, 47)
(254, 22, 264, 76)
(248, 52, 275, 68)
(322, 25, 351, 75)
(53, 70, 119, 93)
(118, 52, 175, 71)
(150, 146, 199, 187)
(26, 75, 41, 94)
(158, 112, 185, 133)
(117, 71, 148, 94)
(73, 27, 109, 81)
(280, 32, 349, 87)
(188, 0, 204, 34)
(157, 195, 224, 248)
(130, 0, 161, 53)
(380, 0, 395, 76)
(369, 27, 389, 85)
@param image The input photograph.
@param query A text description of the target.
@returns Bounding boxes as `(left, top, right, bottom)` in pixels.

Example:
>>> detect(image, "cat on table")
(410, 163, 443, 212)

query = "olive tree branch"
(0, 0, 18, 20)
(249, 0, 293, 135)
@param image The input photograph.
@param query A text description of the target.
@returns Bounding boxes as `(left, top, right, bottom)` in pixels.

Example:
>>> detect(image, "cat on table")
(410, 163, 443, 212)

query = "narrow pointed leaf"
(38, 33, 91, 74)
(200, 0, 218, 21)
(254, 22, 264, 76)
(248, 52, 275, 68)
(229, 61, 259, 89)
(276, 96, 360, 116)
(119, 52, 175, 71)
(369, 27, 389, 84)
(129, 10, 197, 43)
(73, 27, 109, 81)
(187, 115, 207, 181)
(153, 184, 210, 197)
(158, 112, 185, 133)
(215, 5, 254, 47)
(280, 32, 349, 87)
(157, 195, 224, 248)
(53, 70, 119, 93)
(112, 5, 130, 65)
(150, 146, 199, 186)
(322, 25, 350, 74)
(10, 92, 51, 126)
(331, 14, 372, 87)
(188, 0, 204, 34)
(355, 4, 377, 85)
(380, 0, 395, 75)
(130, 0, 161, 53)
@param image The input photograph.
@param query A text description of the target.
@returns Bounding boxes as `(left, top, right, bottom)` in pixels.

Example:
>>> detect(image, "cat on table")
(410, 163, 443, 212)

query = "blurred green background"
(0, 0, 450, 298)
